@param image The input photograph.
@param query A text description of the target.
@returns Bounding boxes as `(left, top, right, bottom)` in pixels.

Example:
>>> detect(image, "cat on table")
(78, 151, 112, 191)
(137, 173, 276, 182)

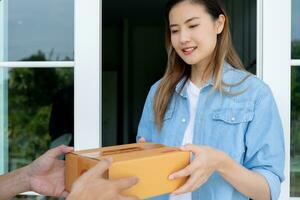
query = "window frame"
(74, 0, 101, 150)
(258, 0, 292, 199)
(0, 0, 8, 174)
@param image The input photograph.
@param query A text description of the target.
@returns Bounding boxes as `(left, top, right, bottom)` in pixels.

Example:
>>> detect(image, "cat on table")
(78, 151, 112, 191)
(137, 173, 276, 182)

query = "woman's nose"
(179, 29, 191, 44)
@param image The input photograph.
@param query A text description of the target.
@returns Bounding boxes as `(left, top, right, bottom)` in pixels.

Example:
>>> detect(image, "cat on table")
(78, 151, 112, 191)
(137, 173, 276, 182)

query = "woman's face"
(169, 1, 224, 66)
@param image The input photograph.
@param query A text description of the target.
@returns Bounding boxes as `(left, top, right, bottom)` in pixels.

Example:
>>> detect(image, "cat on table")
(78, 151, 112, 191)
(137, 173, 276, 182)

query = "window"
(7, 67, 74, 171)
(0, 0, 101, 198)
(1, 0, 75, 174)
(291, 0, 300, 197)
(292, 0, 300, 59)
(291, 67, 300, 197)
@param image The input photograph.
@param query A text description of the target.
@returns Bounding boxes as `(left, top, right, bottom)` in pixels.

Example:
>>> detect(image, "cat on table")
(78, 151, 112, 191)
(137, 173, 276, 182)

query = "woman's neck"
(190, 59, 213, 88)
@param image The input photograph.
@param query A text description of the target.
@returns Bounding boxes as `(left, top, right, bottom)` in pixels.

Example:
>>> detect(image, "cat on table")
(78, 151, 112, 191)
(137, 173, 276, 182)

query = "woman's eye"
(189, 24, 199, 29)
(171, 30, 178, 34)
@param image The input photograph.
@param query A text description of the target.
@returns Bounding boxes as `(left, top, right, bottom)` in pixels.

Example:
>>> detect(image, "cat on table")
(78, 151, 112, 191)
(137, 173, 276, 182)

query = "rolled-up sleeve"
(244, 85, 285, 200)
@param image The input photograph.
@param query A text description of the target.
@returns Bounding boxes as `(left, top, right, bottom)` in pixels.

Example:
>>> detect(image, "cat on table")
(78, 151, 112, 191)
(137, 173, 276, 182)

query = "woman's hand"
(169, 144, 225, 195)
(137, 137, 146, 143)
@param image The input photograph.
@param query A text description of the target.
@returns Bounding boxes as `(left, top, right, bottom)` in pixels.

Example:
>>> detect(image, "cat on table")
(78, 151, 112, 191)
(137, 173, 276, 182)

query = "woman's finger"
(171, 173, 199, 195)
(138, 137, 146, 143)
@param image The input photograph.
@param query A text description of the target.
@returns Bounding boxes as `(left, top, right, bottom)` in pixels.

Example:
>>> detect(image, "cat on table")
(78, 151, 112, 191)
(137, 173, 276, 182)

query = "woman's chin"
(182, 58, 199, 65)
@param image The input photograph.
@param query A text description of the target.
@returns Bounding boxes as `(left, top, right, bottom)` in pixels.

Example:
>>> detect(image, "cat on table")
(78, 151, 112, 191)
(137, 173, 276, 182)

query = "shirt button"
(231, 117, 235, 122)
(181, 118, 186, 123)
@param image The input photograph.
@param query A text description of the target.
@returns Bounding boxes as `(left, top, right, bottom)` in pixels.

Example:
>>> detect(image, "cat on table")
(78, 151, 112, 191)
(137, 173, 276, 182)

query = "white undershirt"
(169, 80, 200, 200)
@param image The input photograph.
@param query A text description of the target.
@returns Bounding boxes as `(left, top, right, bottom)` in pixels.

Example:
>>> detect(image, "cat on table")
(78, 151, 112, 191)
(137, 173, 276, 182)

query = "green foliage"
(8, 51, 74, 170)
(292, 40, 300, 59)
(291, 67, 300, 158)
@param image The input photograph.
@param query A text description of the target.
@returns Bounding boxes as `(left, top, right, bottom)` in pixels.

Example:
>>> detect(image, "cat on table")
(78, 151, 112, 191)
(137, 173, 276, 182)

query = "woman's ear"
(216, 14, 225, 34)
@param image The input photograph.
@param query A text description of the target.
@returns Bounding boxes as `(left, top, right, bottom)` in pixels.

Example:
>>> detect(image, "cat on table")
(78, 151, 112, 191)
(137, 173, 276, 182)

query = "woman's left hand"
(169, 144, 225, 195)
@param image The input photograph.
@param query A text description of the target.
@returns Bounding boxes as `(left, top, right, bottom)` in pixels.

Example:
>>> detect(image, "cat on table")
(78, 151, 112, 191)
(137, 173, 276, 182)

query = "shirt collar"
(175, 61, 233, 98)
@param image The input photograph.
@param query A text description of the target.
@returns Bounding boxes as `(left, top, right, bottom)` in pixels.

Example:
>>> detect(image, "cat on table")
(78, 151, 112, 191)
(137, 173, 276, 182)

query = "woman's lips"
(182, 46, 197, 55)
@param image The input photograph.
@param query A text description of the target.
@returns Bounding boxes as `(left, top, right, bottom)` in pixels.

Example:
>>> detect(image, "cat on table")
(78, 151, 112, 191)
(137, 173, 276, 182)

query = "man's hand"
(25, 145, 74, 197)
(67, 158, 139, 200)
(0, 145, 73, 200)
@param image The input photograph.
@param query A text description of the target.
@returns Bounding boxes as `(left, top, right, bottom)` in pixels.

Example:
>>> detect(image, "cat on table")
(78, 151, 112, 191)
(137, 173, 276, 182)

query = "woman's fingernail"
(106, 157, 113, 162)
(169, 175, 174, 180)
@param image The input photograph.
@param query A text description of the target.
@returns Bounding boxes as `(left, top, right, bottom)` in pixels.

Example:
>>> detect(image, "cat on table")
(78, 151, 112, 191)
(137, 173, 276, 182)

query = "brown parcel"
(65, 143, 190, 199)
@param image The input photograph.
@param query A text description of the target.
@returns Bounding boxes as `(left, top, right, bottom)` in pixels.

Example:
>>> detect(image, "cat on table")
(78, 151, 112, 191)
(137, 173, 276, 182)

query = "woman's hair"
(153, 0, 245, 130)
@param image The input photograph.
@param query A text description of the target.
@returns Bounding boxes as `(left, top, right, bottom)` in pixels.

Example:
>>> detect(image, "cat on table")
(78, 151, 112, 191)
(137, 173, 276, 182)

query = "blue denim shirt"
(137, 62, 285, 200)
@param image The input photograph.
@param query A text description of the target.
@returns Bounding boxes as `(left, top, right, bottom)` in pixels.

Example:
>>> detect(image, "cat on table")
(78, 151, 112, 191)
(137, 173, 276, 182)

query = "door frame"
(257, 0, 291, 199)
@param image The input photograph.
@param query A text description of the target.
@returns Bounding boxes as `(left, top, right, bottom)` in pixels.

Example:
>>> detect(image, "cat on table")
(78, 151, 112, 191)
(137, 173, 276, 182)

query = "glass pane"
(4, 68, 74, 171)
(0, 0, 8, 62)
(291, 67, 300, 197)
(292, 0, 300, 59)
(5, 0, 74, 61)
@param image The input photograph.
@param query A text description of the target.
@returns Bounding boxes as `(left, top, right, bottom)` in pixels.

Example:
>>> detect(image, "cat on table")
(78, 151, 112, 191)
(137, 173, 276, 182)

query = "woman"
(137, 0, 285, 200)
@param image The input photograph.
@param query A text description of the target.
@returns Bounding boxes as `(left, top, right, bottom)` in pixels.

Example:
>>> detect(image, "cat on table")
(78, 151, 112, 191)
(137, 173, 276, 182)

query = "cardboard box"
(65, 143, 190, 199)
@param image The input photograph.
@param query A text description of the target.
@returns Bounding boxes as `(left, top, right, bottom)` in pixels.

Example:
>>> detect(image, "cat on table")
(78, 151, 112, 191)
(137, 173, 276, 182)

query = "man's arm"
(0, 165, 30, 200)
(0, 145, 139, 200)
(0, 145, 74, 200)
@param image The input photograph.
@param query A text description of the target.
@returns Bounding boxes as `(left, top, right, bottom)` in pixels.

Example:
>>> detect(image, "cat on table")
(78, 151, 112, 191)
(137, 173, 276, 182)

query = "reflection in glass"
(7, 67, 74, 171)
(11, 195, 61, 200)
(292, 0, 300, 59)
(291, 67, 300, 197)
(7, 0, 74, 61)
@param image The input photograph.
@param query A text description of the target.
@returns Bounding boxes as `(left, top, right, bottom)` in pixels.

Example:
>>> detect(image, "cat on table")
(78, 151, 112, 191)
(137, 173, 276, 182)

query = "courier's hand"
(25, 145, 74, 197)
(169, 144, 225, 195)
(67, 158, 139, 200)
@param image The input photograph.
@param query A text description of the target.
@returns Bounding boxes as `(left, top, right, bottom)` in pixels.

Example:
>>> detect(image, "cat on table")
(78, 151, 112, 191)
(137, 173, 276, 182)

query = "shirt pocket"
(210, 101, 254, 161)
(163, 97, 176, 121)
(149, 101, 174, 123)
(212, 101, 254, 124)
(212, 108, 254, 124)
(163, 108, 174, 120)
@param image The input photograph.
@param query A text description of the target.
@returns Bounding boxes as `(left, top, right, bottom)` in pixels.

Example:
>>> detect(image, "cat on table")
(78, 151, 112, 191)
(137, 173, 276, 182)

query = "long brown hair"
(154, 0, 245, 130)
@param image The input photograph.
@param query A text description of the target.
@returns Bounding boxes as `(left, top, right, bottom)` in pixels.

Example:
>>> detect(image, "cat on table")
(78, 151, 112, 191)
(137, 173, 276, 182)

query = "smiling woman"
(137, 1, 284, 200)
(168, 4, 225, 67)
(102, 0, 257, 148)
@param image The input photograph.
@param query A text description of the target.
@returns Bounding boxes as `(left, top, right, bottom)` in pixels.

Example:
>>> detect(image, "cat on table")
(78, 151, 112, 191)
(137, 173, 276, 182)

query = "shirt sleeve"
(243, 84, 285, 200)
(136, 84, 157, 143)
